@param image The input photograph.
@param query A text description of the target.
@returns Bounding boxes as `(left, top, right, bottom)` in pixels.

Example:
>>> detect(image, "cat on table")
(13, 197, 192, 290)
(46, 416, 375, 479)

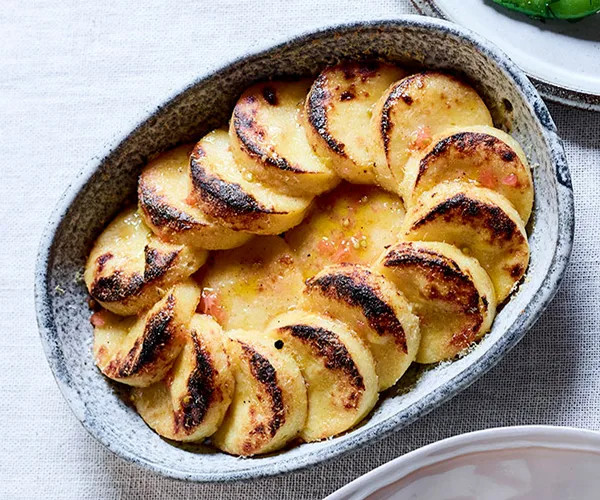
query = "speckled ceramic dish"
(327, 426, 600, 499)
(35, 17, 574, 482)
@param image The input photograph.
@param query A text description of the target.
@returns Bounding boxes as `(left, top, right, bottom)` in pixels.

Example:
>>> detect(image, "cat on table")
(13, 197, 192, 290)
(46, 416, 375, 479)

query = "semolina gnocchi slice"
(302, 264, 420, 390)
(84, 207, 208, 316)
(402, 125, 533, 222)
(92, 280, 201, 387)
(267, 310, 378, 442)
(374, 242, 496, 364)
(138, 143, 252, 250)
(189, 129, 312, 235)
(211, 329, 307, 456)
(303, 61, 407, 184)
(402, 181, 529, 303)
(285, 183, 405, 280)
(230, 80, 339, 196)
(371, 71, 493, 193)
(199, 236, 304, 330)
(131, 314, 234, 441)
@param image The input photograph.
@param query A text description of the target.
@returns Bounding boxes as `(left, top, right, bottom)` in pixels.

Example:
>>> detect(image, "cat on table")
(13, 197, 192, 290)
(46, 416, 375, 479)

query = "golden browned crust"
(410, 193, 522, 244)
(189, 144, 284, 224)
(138, 183, 205, 234)
(90, 266, 143, 303)
(305, 266, 407, 352)
(232, 92, 307, 174)
(380, 73, 421, 155)
(89, 246, 179, 304)
(173, 332, 219, 433)
(144, 247, 179, 281)
(306, 73, 347, 157)
(103, 294, 178, 379)
(306, 61, 385, 159)
(416, 131, 519, 185)
(190, 144, 266, 213)
(380, 72, 463, 156)
(277, 323, 364, 408)
(237, 341, 286, 454)
(381, 243, 484, 348)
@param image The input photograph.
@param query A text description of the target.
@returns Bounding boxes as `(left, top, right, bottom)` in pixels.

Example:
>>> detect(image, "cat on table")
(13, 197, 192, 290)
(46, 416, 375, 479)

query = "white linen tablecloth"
(2, 1, 599, 498)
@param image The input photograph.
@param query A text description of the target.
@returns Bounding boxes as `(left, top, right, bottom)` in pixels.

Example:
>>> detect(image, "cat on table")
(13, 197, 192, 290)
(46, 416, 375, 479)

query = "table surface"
(2, 1, 599, 499)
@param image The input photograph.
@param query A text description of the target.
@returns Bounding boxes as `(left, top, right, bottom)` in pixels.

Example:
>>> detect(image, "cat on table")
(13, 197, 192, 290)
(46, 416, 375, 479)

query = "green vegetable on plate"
(492, 0, 600, 19)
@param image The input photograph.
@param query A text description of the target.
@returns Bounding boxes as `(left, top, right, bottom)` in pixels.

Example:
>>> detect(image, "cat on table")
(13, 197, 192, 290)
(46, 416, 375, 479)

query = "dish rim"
(326, 425, 600, 499)
(34, 16, 574, 482)
(410, 0, 600, 112)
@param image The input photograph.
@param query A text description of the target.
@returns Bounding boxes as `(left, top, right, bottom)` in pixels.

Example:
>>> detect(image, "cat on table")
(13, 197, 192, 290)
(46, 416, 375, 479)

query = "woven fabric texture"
(1, 0, 599, 498)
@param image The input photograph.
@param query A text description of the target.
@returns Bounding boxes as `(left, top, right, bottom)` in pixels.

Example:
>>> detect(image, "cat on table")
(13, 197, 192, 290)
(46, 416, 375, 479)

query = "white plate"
(412, 0, 600, 111)
(327, 426, 600, 500)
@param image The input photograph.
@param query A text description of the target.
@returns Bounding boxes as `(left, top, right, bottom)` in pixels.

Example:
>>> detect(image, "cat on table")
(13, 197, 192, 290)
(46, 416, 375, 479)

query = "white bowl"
(328, 426, 600, 500)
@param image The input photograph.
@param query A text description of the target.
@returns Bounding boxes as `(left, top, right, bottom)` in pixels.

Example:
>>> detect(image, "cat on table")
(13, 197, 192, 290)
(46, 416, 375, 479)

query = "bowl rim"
(34, 15, 575, 483)
(410, 0, 600, 112)
(326, 425, 600, 499)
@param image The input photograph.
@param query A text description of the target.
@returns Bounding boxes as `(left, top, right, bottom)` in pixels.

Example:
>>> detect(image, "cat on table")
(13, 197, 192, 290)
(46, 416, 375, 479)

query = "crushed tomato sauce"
(90, 311, 107, 327)
(199, 288, 227, 325)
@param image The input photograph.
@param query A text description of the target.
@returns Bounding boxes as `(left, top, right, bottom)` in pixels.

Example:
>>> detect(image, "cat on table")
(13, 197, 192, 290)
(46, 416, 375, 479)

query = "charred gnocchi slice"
(402, 125, 533, 222)
(285, 183, 405, 280)
(230, 80, 338, 196)
(189, 129, 312, 235)
(301, 264, 420, 390)
(138, 144, 252, 250)
(303, 61, 407, 184)
(84, 207, 208, 316)
(200, 236, 304, 330)
(211, 329, 307, 456)
(374, 242, 496, 364)
(131, 314, 234, 441)
(403, 181, 529, 303)
(268, 310, 378, 442)
(92, 280, 201, 387)
(372, 71, 493, 193)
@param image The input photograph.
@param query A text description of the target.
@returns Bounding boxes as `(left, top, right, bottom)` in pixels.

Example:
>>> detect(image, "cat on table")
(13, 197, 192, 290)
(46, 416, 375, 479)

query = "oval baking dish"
(35, 17, 574, 482)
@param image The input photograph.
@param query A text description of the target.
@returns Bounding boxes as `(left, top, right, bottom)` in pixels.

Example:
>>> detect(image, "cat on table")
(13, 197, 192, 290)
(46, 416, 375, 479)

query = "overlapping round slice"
(138, 143, 252, 249)
(200, 236, 304, 330)
(371, 71, 493, 193)
(230, 80, 339, 196)
(402, 125, 533, 222)
(267, 310, 378, 442)
(402, 181, 529, 303)
(189, 129, 312, 235)
(285, 183, 406, 279)
(92, 280, 201, 387)
(301, 264, 420, 390)
(84, 207, 208, 316)
(211, 329, 307, 456)
(303, 61, 407, 184)
(86, 60, 536, 457)
(131, 314, 234, 441)
(374, 242, 496, 364)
